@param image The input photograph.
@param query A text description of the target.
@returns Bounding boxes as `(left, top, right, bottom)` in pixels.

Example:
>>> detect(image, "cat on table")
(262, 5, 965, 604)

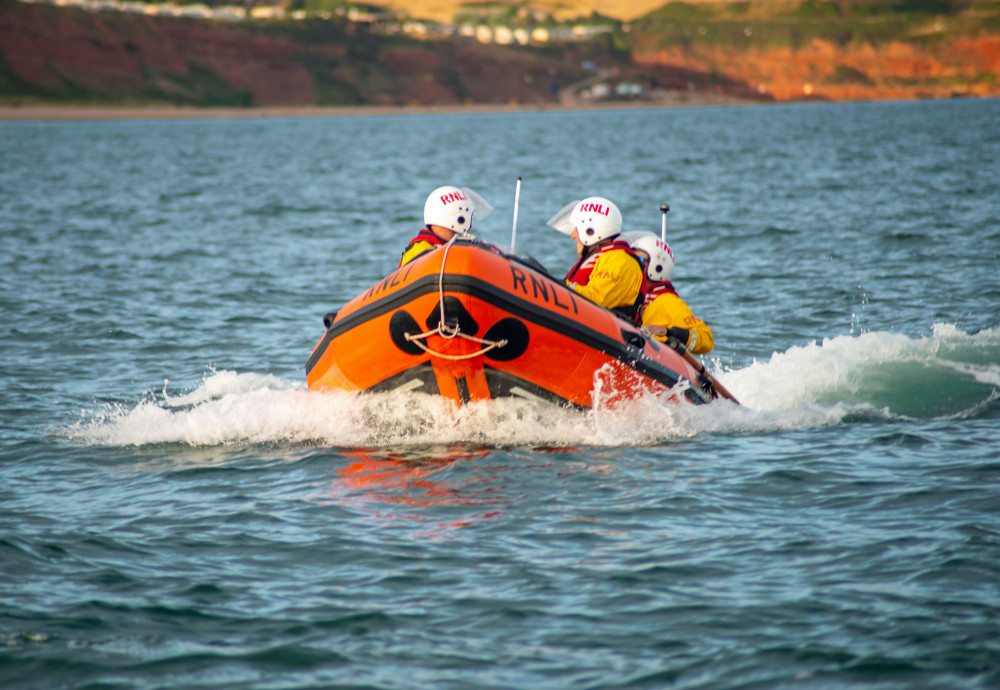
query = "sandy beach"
(0, 94, 760, 122)
(0, 103, 537, 121)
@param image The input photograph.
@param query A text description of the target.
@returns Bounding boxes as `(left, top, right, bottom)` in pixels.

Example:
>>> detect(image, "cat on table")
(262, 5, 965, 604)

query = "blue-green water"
(2, 99, 999, 689)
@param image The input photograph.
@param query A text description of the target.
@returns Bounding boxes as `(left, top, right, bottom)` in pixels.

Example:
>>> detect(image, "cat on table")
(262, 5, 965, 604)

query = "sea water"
(1, 99, 999, 689)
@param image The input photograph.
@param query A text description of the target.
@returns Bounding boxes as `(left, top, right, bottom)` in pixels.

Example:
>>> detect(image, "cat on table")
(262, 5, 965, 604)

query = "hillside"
(0, 0, 767, 108)
(627, 0, 1000, 101)
(2, 0, 998, 110)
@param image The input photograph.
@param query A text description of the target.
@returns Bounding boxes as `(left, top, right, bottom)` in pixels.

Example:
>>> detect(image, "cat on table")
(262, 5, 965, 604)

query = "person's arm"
(642, 292, 714, 354)
(569, 251, 643, 310)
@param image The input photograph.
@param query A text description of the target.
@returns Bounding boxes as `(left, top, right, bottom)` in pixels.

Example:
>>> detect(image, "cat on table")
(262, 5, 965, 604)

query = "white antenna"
(660, 204, 670, 242)
(511, 177, 522, 252)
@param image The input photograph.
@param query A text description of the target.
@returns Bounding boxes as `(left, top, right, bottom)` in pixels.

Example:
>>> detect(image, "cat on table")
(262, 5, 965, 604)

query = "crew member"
(400, 185, 485, 267)
(630, 232, 714, 355)
(550, 196, 643, 315)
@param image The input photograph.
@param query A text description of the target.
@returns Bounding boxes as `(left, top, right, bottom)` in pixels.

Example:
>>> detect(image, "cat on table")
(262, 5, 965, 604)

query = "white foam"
(716, 323, 999, 409)
(67, 325, 999, 448)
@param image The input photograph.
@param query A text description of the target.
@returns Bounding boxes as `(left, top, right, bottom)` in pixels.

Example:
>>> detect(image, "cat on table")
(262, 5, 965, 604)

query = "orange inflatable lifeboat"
(305, 239, 718, 408)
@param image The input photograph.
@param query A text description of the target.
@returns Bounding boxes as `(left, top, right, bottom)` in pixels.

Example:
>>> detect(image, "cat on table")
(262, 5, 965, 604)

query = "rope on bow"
(403, 237, 507, 361)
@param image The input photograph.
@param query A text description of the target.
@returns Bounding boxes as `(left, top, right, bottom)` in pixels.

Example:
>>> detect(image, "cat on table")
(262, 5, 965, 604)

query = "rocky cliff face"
(2, 1, 319, 105)
(0, 0, 603, 106)
(634, 34, 1000, 101)
(2, 0, 997, 108)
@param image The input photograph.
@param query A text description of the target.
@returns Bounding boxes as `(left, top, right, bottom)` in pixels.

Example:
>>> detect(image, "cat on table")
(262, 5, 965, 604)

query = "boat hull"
(306, 241, 714, 408)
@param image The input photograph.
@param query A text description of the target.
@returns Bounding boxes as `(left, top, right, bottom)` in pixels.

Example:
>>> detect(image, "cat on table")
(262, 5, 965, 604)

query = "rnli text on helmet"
(440, 191, 468, 205)
(580, 203, 610, 216)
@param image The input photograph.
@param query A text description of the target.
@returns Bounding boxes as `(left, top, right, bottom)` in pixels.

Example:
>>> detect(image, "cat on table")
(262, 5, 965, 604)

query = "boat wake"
(67, 324, 999, 449)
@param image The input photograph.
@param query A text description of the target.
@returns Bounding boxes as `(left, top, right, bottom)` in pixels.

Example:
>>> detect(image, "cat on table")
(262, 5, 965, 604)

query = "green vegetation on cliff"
(632, 0, 1000, 50)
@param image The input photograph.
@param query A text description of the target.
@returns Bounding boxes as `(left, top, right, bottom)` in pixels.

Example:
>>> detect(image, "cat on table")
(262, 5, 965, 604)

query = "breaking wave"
(67, 324, 999, 449)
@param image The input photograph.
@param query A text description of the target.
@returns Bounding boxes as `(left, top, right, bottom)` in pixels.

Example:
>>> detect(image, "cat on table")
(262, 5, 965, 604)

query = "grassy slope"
(625, 0, 1000, 100)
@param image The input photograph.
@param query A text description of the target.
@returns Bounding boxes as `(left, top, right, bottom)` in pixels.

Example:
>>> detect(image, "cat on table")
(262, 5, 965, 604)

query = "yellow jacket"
(399, 229, 446, 268)
(640, 287, 714, 354)
(400, 240, 436, 267)
(566, 243, 643, 311)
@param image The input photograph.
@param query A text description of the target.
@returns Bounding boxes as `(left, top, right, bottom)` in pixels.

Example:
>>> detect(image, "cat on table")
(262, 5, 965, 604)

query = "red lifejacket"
(401, 229, 445, 259)
(565, 239, 640, 288)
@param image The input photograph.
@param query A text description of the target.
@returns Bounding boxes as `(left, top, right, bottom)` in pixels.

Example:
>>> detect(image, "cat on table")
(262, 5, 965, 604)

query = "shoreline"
(3, 94, 989, 122)
(0, 95, 764, 122)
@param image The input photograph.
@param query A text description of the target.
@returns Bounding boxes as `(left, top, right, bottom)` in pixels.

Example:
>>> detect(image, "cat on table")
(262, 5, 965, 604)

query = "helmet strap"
(589, 236, 616, 252)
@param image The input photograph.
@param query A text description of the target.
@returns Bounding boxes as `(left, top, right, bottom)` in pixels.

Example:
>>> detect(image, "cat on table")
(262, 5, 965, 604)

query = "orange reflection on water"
(321, 447, 507, 537)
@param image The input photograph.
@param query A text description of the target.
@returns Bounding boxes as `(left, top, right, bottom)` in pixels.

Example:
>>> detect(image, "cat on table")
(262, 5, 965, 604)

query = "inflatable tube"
(306, 239, 715, 408)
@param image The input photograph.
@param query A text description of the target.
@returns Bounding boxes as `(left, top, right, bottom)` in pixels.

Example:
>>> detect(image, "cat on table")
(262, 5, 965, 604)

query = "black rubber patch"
(455, 376, 470, 404)
(389, 310, 426, 356)
(621, 328, 646, 349)
(483, 366, 582, 410)
(425, 296, 479, 335)
(483, 318, 530, 362)
(369, 363, 440, 395)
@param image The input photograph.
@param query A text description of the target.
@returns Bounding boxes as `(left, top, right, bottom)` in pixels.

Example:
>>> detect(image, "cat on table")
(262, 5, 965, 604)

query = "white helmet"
(568, 196, 622, 247)
(548, 197, 623, 247)
(424, 185, 492, 235)
(630, 232, 675, 282)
